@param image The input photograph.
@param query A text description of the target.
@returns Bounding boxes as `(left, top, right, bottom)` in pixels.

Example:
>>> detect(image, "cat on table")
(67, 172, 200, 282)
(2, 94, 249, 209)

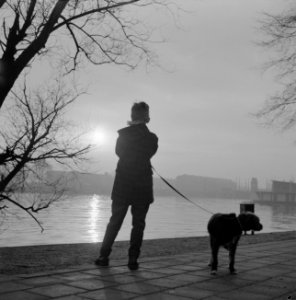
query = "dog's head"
(238, 212, 263, 232)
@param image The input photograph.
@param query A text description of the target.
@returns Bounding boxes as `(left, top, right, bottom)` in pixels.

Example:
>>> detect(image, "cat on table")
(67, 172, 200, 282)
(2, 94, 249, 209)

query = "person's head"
(130, 101, 150, 124)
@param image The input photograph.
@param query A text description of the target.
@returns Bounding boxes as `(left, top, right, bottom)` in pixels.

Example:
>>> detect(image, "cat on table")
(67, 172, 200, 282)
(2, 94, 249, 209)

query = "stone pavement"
(0, 239, 296, 300)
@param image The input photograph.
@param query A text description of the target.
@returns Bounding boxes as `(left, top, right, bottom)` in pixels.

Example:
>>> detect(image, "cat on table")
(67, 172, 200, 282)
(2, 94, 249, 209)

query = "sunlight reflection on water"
(0, 194, 296, 247)
(88, 196, 99, 243)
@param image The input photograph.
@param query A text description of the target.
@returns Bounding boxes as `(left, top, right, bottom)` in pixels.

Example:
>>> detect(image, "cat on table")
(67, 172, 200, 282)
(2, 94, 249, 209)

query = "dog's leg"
(210, 236, 219, 275)
(228, 237, 239, 274)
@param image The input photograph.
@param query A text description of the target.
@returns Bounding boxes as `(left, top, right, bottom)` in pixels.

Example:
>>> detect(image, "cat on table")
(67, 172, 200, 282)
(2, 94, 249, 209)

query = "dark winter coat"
(111, 124, 158, 205)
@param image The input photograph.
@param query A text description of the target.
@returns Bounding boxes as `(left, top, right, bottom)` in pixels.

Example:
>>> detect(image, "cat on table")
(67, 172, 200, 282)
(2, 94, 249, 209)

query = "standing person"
(95, 102, 158, 270)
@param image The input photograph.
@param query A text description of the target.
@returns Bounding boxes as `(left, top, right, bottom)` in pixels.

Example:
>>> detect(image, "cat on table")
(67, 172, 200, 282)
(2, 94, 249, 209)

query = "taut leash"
(152, 166, 213, 215)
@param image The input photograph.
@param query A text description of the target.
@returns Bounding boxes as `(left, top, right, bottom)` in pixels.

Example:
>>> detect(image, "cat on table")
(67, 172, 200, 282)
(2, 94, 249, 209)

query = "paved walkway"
(0, 239, 296, 300)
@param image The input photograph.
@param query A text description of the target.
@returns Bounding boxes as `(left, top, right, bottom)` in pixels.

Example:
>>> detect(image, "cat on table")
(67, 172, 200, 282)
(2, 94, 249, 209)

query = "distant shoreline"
(17, 190, 254, 199)
(1, 231, 295, 275)
(23, 170, 254, 199)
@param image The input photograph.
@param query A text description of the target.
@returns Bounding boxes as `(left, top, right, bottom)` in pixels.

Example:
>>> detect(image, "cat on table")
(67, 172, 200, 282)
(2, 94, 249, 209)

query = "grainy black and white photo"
(0, 1, 296, 299)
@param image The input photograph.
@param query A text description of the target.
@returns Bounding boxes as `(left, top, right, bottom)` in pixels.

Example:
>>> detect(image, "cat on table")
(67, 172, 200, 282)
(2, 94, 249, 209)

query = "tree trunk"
(0, 0, 6, 9)
(0, 81, 14, 108)
(0, 0, 70, 109)
(0, 60, 18, 108)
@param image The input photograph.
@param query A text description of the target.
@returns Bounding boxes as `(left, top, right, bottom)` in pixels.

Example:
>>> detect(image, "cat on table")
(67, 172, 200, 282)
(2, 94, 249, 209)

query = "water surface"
(0, 195, 295, 247)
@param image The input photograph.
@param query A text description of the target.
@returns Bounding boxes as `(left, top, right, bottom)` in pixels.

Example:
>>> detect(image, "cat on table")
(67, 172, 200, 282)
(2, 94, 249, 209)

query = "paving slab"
(28, 284, 86, 298)
(1, 237, 296, 299)
(0, 281, 32, 293)
(166, 285, 214, 299)
(132, 292, 190, 299)
(0, 290, 49, 300)
(80, 288, 140, 299)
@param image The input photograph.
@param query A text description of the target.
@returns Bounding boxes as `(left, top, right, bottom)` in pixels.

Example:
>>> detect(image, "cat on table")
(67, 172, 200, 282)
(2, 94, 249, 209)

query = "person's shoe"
(128, 257, 139, 271)
(94, 256, 109, 267)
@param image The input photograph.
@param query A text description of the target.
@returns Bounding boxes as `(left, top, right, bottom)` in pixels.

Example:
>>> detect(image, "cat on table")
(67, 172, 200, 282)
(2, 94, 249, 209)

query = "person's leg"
(128, 203, 150, 269)
(96, 201, 129, 265)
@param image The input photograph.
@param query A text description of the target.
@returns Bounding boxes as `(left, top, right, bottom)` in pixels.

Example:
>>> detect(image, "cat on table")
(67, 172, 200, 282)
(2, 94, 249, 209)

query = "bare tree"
(0, 0, 175, 109)
(257, 6, 296, 130)
(0, 80, 91, 230)
(0, 0, 178, 230)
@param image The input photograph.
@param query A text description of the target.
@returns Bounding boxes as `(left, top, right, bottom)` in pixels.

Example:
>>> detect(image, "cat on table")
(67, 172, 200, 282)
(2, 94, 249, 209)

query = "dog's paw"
(210, 270, 217, 275)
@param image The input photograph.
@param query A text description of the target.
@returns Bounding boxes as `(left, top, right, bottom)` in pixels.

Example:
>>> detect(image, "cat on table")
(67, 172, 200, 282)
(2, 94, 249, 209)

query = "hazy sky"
(53, 1, 296, 187)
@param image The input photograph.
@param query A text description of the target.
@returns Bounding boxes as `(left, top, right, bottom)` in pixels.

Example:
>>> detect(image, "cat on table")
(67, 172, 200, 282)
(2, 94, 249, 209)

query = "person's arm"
(115, 135, 126, 158)
(146, 134, 158, 159)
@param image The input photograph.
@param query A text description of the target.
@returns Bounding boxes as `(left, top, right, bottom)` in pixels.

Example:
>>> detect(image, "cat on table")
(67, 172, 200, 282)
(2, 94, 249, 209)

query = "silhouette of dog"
(207, 212, 263, 275)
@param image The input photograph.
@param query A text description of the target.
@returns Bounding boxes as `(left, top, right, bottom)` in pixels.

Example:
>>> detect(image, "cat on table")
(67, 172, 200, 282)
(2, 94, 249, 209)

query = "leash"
(152, 166, 213, 215)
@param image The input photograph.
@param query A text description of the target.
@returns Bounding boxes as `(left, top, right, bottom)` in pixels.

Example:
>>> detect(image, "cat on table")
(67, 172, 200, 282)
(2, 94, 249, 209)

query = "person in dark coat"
(95, 102, 158, 270)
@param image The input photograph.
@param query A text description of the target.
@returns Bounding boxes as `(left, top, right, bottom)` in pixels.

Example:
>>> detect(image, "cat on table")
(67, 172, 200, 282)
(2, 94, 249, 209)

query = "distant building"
(257, 180, 296, 202)
(272, 180, 296, 194)
(174, 174, 237, 198)
(250, 177, 258, 192)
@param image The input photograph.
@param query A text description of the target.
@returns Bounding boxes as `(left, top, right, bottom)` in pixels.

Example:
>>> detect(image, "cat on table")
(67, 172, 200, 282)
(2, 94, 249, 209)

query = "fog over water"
(1, 195, 295, 247)
(30, 0, 296, 185)
(2, 1, 296, 248)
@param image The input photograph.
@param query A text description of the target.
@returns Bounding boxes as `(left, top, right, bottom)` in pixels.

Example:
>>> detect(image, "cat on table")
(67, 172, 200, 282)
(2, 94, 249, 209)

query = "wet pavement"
(0, 238, 295, 299)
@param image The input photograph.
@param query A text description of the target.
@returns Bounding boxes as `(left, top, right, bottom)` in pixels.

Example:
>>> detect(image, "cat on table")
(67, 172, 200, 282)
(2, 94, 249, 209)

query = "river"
(0, 195, 295, 247)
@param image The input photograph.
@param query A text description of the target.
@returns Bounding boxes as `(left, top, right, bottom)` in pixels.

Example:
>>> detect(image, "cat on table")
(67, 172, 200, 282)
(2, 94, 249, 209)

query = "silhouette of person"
(95, 102, 158, 270)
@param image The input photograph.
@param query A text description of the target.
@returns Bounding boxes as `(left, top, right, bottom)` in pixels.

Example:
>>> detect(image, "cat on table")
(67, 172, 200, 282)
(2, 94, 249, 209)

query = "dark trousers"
(100, 201, 150, 259)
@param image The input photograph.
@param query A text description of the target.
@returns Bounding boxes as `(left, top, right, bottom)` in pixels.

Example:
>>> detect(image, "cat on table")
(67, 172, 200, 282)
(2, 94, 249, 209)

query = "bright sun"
(90, 127, 108, 146)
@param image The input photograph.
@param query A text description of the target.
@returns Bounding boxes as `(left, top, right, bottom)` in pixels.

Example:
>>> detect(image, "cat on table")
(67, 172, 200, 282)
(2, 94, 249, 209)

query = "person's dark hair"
(131, 102, 150, 123)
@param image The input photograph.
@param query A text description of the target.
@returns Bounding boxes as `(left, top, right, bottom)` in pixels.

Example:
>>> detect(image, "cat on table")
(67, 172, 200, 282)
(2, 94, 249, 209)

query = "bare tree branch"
(0, 0, 177, 108)
(15, 0, 70, 72)
(53, 0, 141, 31)
(257, 6, 296, 130)
(1, 194, 45, 231)
(0, 77, 91, 230)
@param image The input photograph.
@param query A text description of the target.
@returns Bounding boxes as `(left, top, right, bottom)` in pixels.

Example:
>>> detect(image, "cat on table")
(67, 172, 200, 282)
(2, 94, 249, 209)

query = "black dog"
(207, 212, 263, 275)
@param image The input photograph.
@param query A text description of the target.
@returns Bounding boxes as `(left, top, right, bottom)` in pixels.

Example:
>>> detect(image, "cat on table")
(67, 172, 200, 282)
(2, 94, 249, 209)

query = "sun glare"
(91, 127, 108, 146)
